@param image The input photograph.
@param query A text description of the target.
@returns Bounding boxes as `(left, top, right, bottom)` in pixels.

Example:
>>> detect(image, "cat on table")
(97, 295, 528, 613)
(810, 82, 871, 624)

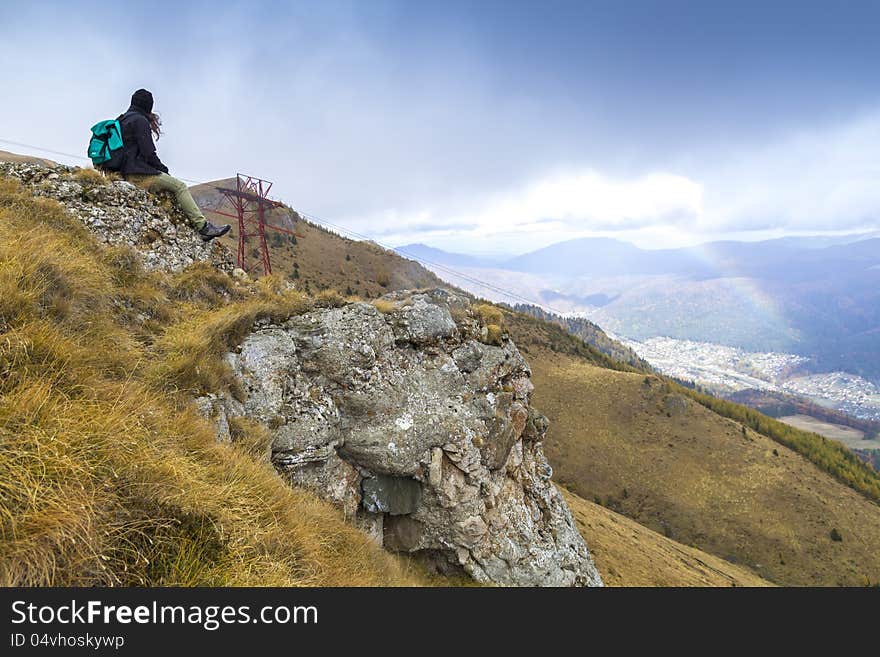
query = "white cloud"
(468, 171, 704, 232)
(369, 111, 880, 253)
(354, 170, 704, 248)
(3, 4, 880, 256)
(703, 112, 880, 233)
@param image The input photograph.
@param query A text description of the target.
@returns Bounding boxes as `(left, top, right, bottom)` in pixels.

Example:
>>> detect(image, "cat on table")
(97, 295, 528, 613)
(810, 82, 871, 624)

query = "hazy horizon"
(396, 228, 880, 258)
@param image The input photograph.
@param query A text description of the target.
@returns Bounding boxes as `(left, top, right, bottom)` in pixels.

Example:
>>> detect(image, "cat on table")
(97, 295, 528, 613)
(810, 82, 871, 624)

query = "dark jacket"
(118, 105, 168, 176)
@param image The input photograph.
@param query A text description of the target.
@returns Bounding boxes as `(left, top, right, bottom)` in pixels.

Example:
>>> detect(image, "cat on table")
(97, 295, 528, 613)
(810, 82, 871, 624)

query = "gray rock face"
(220, 290, 603, 587)
(0, 162, 234, 273)
(391, 295, 458, 345)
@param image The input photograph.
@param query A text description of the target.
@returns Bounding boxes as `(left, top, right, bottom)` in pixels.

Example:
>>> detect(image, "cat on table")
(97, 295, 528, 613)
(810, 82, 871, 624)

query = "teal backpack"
(87, 119, 124, 170)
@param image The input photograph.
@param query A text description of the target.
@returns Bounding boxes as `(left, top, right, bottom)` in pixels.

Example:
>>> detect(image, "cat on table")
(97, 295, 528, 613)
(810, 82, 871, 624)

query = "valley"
(406, 236, 880, 432)
(405, 233, 880, 360)
(619, 336, 880, 423)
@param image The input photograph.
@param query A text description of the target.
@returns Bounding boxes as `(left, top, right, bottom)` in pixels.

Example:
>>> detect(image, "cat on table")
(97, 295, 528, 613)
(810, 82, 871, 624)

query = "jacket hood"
(130, 89, 154, 114)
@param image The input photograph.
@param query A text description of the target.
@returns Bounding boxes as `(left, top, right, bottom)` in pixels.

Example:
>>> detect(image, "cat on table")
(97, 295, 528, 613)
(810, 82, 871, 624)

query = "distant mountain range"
(397, 234, 880, 380)
(505, 234, 880, 282)
(400, 233, 879, 281)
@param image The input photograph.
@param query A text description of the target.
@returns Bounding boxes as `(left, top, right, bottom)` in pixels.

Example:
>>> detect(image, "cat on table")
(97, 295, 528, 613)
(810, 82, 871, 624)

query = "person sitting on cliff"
(119, 89, 230, 241)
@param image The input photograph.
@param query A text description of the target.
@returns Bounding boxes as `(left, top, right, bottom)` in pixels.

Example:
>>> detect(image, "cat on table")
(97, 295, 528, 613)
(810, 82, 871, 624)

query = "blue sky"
(2, 0, 880, 254)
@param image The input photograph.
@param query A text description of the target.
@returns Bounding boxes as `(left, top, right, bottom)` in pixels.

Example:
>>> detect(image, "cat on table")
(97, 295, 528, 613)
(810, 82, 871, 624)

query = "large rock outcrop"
(0, 162, 233, 272)
(211, 289, 602, 586)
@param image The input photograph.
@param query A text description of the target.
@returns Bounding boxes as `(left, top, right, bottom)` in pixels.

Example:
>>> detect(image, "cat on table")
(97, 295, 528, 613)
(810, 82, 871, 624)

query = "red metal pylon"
(212, 173, 298, 276)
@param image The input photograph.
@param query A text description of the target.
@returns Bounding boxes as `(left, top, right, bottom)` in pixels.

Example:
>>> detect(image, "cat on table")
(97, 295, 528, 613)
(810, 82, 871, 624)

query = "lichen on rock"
(216, 289, 603, 586)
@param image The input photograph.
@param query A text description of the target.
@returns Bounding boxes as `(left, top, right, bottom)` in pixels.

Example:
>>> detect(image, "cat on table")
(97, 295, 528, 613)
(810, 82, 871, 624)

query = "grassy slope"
(239, 216, 446, 298)
(528, 348, 880, 586)
(0, 174, 432, 586)
(505, 308, 880, 503)
(560, 488, 771, 587)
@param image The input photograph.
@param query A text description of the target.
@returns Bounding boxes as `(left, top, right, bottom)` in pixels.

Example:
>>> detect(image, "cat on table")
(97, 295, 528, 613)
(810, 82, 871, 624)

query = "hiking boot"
(198, 221, 231, 242)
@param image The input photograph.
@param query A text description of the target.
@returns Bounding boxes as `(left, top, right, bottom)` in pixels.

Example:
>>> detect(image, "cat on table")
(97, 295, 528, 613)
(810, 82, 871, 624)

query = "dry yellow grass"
(0, 176, 432, 587)
(560, 487, 771, 587)
(146, 283, 323, 396)
(529, 350, 880, 586)
(484, 324, 504, 346)
(371, 298, 398, 314)
(73, 167, 110, 185)
(472, 303, 504, 327)
(469, 303, 505, 345)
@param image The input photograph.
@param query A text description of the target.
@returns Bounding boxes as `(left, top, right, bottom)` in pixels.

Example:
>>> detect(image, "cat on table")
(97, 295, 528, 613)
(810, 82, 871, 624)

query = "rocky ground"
(0, 162, 234, 272)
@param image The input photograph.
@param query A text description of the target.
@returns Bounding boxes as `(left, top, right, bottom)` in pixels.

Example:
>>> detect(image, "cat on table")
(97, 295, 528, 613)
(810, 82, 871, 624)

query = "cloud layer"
(2, 2, 880, 255)
(361, 112, 880, 253)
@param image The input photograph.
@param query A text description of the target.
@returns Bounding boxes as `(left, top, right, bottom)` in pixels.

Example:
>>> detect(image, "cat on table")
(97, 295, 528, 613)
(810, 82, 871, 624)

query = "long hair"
(148, 112, 162, 140)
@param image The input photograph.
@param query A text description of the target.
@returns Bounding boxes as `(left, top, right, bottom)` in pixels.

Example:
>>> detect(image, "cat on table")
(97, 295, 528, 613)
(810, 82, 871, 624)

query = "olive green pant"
(128, 173, 206, 229)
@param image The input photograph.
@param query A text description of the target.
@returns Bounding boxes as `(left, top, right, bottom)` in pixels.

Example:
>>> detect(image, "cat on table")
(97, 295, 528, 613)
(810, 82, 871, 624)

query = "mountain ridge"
(421, 233, 880, 278)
